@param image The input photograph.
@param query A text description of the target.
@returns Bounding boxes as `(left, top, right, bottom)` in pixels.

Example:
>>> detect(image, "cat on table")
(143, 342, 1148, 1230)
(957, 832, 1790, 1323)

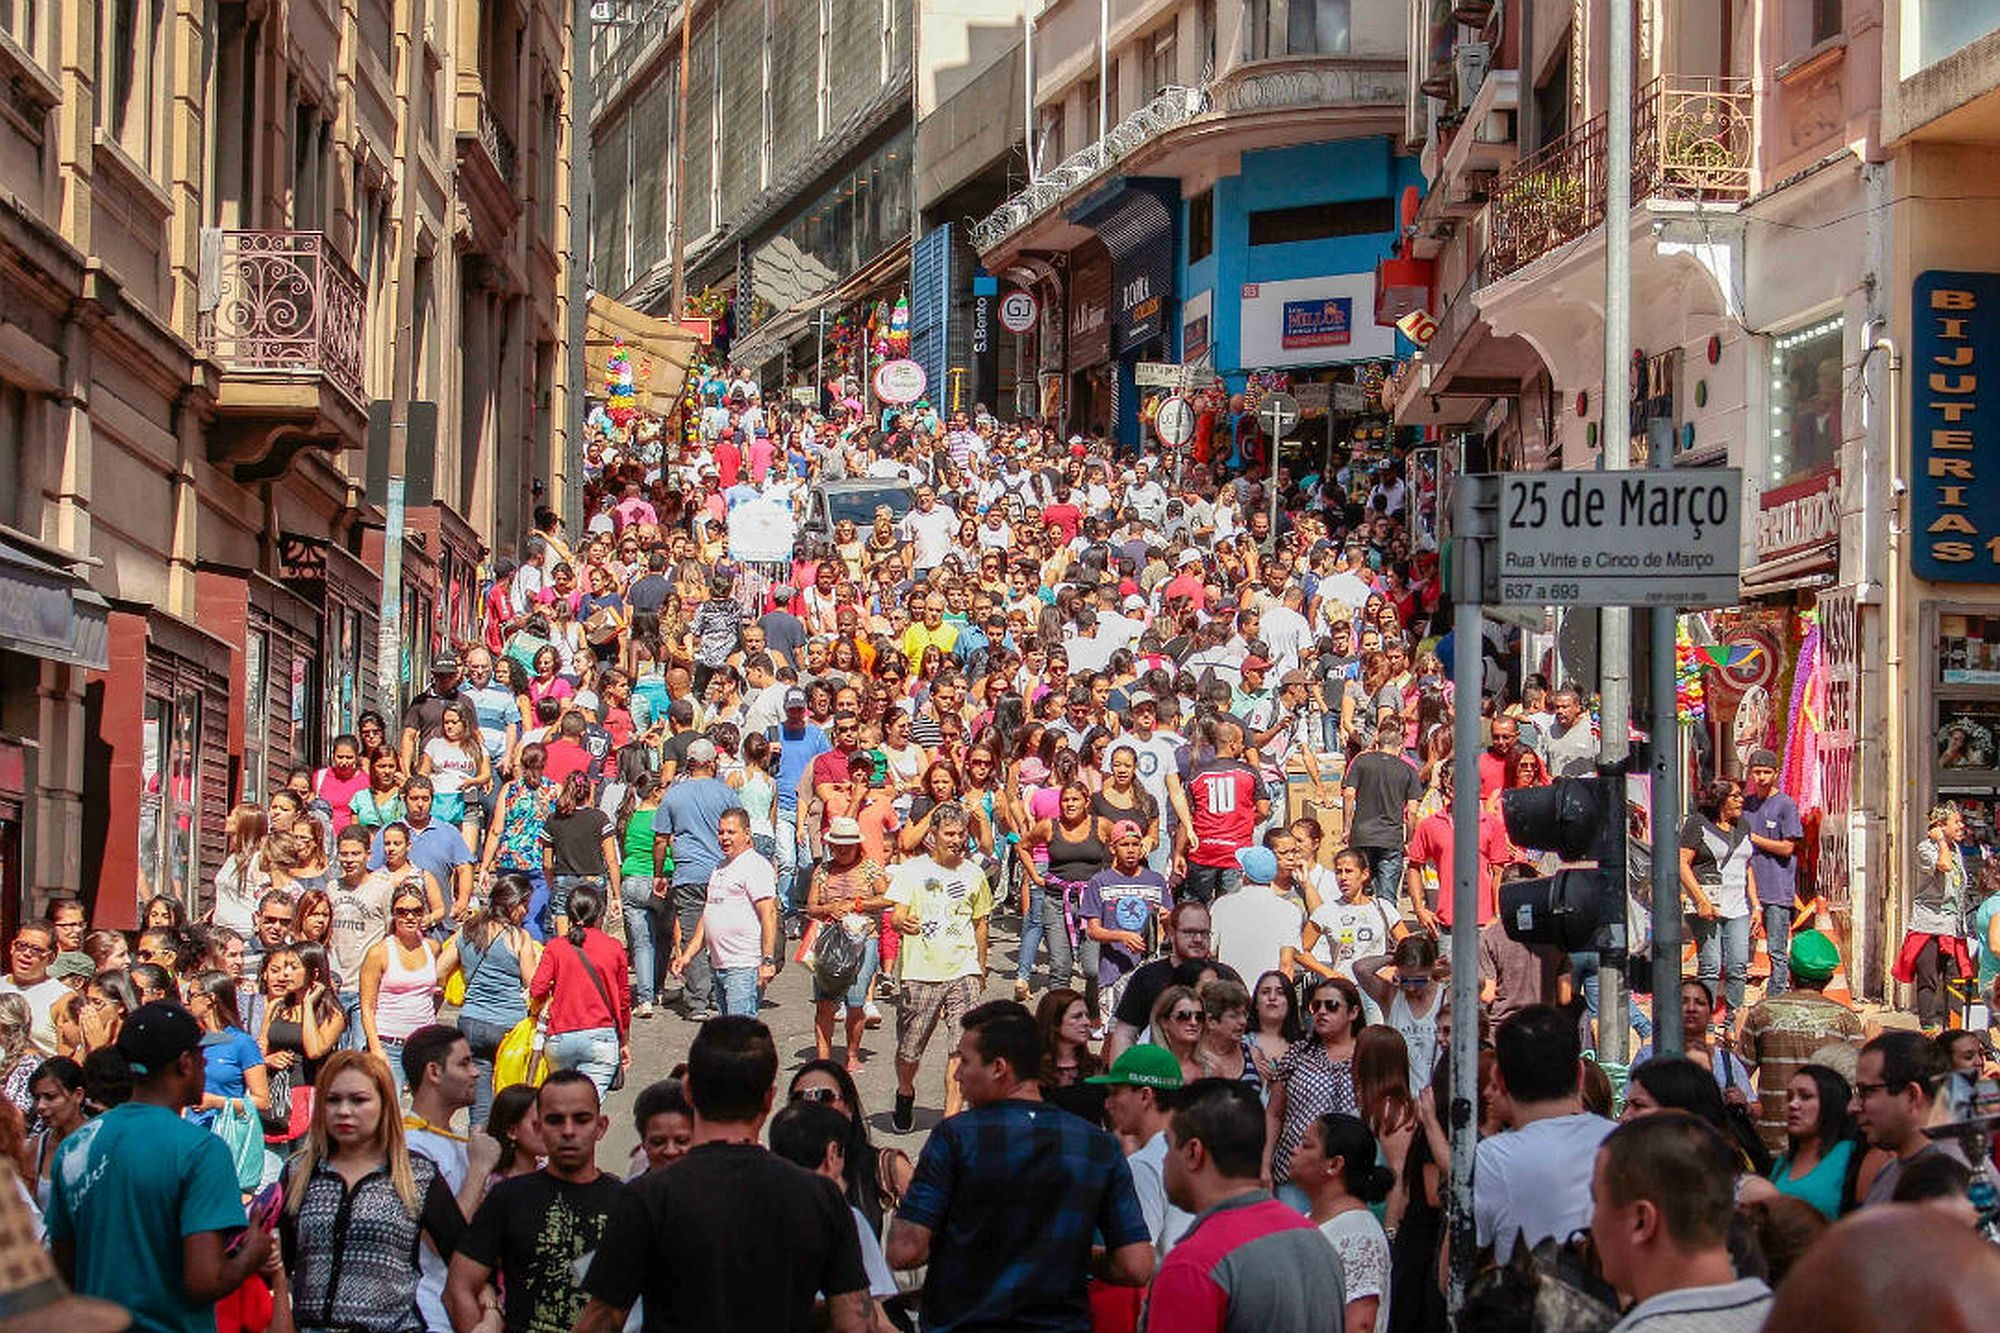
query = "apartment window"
(1811, 0, 1841, 44)
(418, 50, 440, 146)
(0, 384, 26, 532)
(292, 103, 330, 229)
(243, 629, 268, 804)
(1144, 24, 1177, 93)
(1038, 108, 1062, 168)
(102, 0, 163, 166)
(1768, 316, 1844, 488)
(1187, 188, 1214, 263)
(138, 689, 202, 907)
(1248, 196, 1393, 246)
(1106, 57, 1119, 123)
(1081, 78, 1099, 142)
(1287, 0, 1349, 56)
(1912, 1, 2000, 73)
(541, 93, 560, 242)
(2, 0, 41, 64)
(360, 0, 393, 67)
(1201, 0, 1215, 72)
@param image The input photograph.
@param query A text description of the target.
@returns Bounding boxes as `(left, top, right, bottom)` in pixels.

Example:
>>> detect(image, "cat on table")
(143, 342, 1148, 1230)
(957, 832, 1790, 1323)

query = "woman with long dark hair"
(1036, 988, 1106, 1125)
(528, 884, 630, 1098)
(481, 741, 557, 939)
(1021, 780, 1114, 1021)
(1766, 1063, 1860, 1219)
(257, 943, 344, 1141)
(1622, 1055, 1773, 1176)
(786, 1060, 913, 1236)
(485, 1083, 548, 1186)
(1266, 975, 1364, 1209)
(1250, 969, 1304, 1073)
(1353, 1026, 1418, 1232)
(612, 771, 664, 1017)
(186, 968, 270, 1120)
(1292, 1112, 1396, 1333)
(1679, 777, 1754, 1012)
(444, 873, 539, 1126)
(541, 771, 619, 940)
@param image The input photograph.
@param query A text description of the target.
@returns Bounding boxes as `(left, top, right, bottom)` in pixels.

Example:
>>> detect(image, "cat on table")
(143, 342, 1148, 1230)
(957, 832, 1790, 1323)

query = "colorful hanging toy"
(605, 341, 638, 428)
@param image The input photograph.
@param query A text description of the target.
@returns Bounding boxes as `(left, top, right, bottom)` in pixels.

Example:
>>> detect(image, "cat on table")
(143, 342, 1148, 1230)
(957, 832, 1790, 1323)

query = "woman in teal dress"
(1767, 1063, 1860, 1218)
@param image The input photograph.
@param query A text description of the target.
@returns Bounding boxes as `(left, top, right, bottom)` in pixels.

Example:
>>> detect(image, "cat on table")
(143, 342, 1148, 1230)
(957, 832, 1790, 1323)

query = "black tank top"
(1048, 819, 1110, 882)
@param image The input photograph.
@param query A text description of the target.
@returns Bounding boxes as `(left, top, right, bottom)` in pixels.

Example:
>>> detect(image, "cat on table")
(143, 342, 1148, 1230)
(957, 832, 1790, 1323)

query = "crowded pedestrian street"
(6, 2, 2000, 1332)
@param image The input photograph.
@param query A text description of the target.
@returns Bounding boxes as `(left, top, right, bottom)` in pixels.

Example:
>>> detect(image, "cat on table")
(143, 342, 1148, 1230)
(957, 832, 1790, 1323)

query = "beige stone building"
(0, 0, 577, 928)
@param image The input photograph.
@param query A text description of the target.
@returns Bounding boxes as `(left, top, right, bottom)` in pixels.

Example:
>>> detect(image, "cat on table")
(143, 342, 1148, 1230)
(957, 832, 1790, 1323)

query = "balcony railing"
(198, 230, 366, 405)
(1486, 76, 1752, 280)
(477, 95, 518, 187)
(970, 86, 1207, 251)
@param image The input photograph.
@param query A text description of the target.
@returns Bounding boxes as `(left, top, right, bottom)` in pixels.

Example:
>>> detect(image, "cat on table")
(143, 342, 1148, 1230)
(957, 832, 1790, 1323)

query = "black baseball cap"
(116, 1002, 204, 1077)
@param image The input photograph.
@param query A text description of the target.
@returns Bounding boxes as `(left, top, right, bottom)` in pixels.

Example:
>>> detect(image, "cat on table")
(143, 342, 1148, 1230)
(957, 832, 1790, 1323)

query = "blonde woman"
(273, 1051, 466, 1333)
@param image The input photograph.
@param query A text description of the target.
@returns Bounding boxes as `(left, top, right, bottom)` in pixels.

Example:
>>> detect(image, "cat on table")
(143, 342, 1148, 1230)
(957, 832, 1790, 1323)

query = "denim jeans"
(715, 966, 762, 1017)
(1361, 845, 1405, 907)
(1046, 882, 1104, 1019)
(339, 991, 365, 1051)
(550, 874, 604, 928)
(456, 1013, 516, 1130)
(623, 877, 659, 1001)
(1181, 863, 1242, 906)
(775, 818, 803, 915)
(1691, 912, 1753, 1011)
(545, 1026, 621, 1099)
(1017, 879, 1048, 983)
(379, 1036, 408, 1098)
(671, 886, 714, 1013)
(1762, 902, 1796, 996)
(505, 867, 552, 942)
(1573, 951, 1654, 1047)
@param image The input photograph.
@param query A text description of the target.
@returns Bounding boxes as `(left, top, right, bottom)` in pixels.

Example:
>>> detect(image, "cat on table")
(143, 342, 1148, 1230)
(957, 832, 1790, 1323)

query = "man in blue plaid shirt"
(885, 1000, 1155, 1330)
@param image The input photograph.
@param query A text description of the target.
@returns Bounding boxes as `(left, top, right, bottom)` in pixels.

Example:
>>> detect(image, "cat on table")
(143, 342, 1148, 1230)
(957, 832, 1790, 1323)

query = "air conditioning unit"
(1455, 42, 1491, 107)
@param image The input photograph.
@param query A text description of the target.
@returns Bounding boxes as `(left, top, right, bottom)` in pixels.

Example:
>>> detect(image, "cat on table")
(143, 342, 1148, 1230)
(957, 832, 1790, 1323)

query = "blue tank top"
(458, 928, 528, 1026)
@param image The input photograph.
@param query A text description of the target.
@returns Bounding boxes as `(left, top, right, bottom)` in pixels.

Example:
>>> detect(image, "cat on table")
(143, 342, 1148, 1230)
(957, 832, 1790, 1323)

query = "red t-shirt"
(1043, 502, 1082, 544)
(715, 437, 742, 489)
(1185, 757, 1268, 868)
(1405, 810, 1510, 926)
(1161, 573, 1207, 611)
(1477, 750, 1509, 800)
(543, 738, 593, 787)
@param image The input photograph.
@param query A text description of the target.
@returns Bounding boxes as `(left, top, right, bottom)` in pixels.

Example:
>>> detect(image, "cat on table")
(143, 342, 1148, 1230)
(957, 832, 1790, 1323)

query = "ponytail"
(1314, 1113, 1394, 1205)
(565, 884, 603, 949)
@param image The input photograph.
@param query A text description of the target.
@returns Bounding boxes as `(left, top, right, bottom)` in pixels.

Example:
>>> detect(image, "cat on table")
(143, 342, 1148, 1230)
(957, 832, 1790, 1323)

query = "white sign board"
(999, 290, 1039, 334)
(1155, 396, 1197, 448)
(1135, 362, 1183, 388)
(872, 358, 927, 404)
(1238, 273, 1395, 368)
(727, 497, 798, 564)
(1495, 470, 1744, 608)
(1291, 382, 1330, 410)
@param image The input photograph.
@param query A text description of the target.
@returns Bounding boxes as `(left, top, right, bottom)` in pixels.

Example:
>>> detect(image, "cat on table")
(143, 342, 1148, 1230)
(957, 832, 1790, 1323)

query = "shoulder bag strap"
(568, 938, 625, 1040)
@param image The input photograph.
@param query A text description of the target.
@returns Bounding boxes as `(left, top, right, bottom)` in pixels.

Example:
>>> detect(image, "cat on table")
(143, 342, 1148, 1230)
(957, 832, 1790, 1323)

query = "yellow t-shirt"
(885, 855, 993, 983)
(901, 621, 960, 672)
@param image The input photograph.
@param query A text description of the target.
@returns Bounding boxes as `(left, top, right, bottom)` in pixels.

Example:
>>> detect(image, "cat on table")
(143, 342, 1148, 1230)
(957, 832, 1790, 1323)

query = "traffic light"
(1499, 775, 1629, 959)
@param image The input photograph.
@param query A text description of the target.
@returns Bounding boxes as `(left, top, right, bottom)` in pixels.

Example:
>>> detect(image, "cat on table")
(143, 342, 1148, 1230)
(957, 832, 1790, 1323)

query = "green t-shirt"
(46, 1101, 248, 1333)
(620, 805, 661, 878)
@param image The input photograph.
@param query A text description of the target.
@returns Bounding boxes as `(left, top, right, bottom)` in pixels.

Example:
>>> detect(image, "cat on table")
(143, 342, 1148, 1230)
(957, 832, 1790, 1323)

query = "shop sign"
(1754, 469, 1841, 564)
(1281, 298, 1352, 350)
(1135, 362, 1185, 388)
(999, 290, 1039, 334)
(1816, 585, 1857, 911)
(872, 358, 927, 404)
(1492, 470, 1744, 608)
(1182, 289, 1211, 362)
(1913, 272, 2000, 581)
(972, 275, 999, 408)
(1240, 274, 1395, 368)
(1068, 247, 1114, 372)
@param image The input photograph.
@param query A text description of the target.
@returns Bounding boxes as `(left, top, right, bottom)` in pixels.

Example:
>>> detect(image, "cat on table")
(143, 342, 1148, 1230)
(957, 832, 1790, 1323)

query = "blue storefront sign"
(1913, 271, 2000, 582)
(1281, 297, 1352, 350)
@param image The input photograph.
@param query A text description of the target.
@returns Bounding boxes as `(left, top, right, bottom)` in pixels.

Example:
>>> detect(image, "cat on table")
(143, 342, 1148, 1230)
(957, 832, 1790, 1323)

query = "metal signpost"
(1258, 392, 1299, 536)
(1446, 468, 1743, 1310)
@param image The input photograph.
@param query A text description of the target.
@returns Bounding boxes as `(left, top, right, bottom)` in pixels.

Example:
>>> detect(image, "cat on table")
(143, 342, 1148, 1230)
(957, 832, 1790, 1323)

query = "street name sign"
(1494, 469, 1743, 608)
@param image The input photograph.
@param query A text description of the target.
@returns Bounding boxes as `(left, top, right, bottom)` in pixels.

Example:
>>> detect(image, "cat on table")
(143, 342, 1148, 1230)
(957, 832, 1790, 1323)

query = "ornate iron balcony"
(477, 94, 518, 188)
(1486, 76, 1753, 280)
(198, 230, 367, 405)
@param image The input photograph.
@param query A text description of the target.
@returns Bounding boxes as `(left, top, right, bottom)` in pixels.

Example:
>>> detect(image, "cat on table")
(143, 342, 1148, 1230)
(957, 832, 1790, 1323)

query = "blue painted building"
(1179, 137, 1424, 381)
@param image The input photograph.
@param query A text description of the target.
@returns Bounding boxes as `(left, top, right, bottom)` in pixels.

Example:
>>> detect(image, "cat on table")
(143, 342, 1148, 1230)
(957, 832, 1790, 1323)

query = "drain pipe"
(1872, 330, 1905, 1000)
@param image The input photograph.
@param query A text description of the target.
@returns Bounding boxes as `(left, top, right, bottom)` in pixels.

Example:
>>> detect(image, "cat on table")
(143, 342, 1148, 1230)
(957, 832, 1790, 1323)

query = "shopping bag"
(813, 925, 866, 996)
(493, 1015, 547, 1089)
(211, 1101, 268, 1194)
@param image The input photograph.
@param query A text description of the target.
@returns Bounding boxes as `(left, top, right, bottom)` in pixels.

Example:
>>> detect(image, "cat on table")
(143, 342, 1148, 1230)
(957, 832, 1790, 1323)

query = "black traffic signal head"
(1499, 868, 1620, 955)
(1500, 776, 1624, 864)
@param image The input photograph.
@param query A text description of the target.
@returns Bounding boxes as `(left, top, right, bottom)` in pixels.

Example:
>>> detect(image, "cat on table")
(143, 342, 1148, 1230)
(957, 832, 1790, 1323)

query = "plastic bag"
(211, 1101, 268, 1194)
(493, 1015, 547, 1090)
(813, 925, 865, 996)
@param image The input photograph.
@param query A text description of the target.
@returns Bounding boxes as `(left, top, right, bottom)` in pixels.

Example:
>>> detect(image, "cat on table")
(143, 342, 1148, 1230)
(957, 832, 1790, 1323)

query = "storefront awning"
(0, 539, 109, 670)
(585, 294, 702, 414)
(1738, 544, 1838, 597)
(727, 237, 915, 374)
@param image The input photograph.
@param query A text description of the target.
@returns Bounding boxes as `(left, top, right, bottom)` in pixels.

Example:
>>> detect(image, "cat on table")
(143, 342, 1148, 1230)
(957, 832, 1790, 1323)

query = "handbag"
(813, 923, 866, 995)
(260, 1060, 293, 1136)
(444, 926, 497, 1009)
(568, 938, 629, 1092)
(494, 1014, 548, 1089)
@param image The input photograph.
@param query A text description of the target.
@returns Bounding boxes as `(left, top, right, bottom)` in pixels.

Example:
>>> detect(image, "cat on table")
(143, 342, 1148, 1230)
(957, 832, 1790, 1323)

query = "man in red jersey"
(1176, 720, 1269, 905)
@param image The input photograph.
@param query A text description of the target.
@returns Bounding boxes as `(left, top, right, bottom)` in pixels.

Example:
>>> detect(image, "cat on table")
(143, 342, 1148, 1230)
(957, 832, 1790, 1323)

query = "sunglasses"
(1170, 1009, 1204, 1023)
(1310, 999, 1346, 1013)
(793, 1086, 842, 1104)
(393, 906, 427, 918)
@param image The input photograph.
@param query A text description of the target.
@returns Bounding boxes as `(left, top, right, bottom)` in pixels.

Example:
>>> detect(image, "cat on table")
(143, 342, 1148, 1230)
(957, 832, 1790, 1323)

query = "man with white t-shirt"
(897, 484, 957, 573)
(1474, 1004, 1617, 1258)
(1089, 1045, 1194, 1256)
(672, 809, 778, 1018)
(1209, 846, 1305, 982)
(1110, 692, 1193, 878)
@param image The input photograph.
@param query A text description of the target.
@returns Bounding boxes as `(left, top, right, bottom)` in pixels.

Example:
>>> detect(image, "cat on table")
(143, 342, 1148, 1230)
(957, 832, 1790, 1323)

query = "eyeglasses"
(793, 1086, 842, 1104)
(9, 942, 49, 957)
(259, 913, 294, 926)
(1851, 1081, 1895, 1099)
(393, 906, 427, 919)
(1170, 1009, 1204, 1023)
(1310, 999, 1345, 1013)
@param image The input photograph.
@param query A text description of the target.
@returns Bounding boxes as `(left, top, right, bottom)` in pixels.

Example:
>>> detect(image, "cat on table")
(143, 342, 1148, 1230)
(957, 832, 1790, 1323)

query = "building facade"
(0, 0, 577, 928)
(970, 0, 1416, 445)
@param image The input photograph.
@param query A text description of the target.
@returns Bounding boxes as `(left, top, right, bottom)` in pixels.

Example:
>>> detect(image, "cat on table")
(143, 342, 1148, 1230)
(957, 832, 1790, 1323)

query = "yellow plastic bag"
(493, 1016, 546, 1089)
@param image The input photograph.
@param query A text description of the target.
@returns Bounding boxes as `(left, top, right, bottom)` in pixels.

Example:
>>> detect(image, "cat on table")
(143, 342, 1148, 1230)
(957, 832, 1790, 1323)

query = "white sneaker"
(634, 1001, 654, 1019)
(863, 1001, 883, 1029)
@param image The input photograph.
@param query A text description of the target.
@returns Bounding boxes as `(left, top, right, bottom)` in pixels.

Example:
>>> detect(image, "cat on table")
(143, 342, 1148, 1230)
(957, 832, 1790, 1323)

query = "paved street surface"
(597, 910, 1032, 1169)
